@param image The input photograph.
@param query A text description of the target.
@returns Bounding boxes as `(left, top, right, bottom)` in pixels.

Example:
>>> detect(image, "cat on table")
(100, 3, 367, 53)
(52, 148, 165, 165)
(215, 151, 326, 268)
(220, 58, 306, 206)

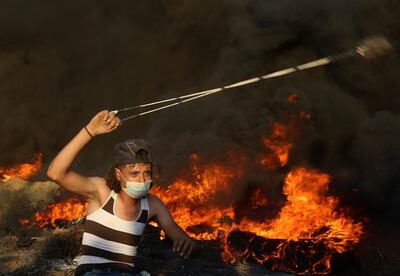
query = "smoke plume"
(1, 0, 399, 223)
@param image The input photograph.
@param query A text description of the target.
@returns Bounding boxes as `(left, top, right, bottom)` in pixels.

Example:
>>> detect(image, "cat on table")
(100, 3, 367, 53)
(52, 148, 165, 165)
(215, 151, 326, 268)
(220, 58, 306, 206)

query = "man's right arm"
(47, 110, 121, 199)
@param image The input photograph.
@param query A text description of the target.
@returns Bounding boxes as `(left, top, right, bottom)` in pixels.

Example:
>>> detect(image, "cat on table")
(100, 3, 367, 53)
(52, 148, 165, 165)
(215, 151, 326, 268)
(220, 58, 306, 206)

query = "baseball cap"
(114, 138, 152, 164)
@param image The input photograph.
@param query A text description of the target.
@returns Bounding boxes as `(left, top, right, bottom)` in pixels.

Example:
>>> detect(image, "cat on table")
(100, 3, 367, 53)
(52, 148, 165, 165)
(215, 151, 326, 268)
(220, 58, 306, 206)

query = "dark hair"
(106, 164, 123, 193)
(106, 149, 154, 193)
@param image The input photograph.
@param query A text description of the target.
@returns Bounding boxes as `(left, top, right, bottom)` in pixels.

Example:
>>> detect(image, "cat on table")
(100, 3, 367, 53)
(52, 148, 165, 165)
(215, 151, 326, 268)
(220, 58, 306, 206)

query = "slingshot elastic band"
(112, 35, 392, 122)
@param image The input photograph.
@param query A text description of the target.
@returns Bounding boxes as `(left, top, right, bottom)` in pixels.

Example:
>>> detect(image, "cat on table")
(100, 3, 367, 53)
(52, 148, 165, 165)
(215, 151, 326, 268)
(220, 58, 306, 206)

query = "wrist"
(84, 125, 95, 138)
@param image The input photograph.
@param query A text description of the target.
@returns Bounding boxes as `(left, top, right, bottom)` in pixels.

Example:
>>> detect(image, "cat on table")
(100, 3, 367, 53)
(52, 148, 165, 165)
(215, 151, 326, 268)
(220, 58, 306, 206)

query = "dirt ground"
(1, 223, 399, 276)
(0, 224, 293, 276)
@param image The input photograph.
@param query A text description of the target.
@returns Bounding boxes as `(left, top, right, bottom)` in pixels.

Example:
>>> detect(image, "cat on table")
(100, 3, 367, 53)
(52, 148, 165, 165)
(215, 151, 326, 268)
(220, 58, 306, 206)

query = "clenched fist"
(86, 110, 122, 136)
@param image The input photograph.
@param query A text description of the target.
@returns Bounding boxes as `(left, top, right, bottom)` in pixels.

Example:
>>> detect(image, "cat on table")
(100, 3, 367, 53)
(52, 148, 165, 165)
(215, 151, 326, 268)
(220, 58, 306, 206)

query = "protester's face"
(116, 163, 152, 187)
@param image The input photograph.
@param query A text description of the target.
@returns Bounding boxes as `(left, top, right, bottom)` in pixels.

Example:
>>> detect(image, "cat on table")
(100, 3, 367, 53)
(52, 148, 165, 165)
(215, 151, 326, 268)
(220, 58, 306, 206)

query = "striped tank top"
(75, 190, 149, 275)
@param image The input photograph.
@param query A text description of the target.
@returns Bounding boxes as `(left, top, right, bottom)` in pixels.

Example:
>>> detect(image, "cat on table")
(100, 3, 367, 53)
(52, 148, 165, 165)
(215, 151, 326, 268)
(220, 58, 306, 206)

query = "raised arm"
(47, 110, 121, 199)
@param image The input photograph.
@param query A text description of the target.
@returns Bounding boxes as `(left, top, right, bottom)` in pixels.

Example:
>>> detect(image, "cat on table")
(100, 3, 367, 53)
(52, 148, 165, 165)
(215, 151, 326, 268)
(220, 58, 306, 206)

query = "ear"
(114, 167, 121, 182)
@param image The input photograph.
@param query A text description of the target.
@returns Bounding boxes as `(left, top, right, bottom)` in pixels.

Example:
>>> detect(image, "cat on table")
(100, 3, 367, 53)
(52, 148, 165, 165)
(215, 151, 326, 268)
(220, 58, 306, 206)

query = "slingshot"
(111, 35, 392, 122)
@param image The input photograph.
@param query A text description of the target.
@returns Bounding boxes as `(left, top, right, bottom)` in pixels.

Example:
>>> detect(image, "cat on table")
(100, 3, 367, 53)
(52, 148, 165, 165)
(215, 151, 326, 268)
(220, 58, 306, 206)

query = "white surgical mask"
(118, 171, 152, 199)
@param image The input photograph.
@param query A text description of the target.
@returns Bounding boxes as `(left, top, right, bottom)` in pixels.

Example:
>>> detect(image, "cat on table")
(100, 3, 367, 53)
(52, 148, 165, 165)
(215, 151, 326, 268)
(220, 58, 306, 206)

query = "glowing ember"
(287, 93, 298, 102)
(19, 219, 30, 225)
(0, 153, 43, 182)
(19, 218, 34, 229)
(300, 111, 312, 120)
(35, 197, 87, 228)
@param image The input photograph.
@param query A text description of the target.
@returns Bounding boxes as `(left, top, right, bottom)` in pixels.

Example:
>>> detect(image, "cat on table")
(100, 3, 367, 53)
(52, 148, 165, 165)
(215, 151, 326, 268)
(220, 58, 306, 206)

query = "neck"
(119, 189, 141, 206)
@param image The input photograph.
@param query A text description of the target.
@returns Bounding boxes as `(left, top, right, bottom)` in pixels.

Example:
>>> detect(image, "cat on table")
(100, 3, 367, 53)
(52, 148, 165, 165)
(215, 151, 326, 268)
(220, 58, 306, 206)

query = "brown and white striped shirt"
(75, 190, 149, 275)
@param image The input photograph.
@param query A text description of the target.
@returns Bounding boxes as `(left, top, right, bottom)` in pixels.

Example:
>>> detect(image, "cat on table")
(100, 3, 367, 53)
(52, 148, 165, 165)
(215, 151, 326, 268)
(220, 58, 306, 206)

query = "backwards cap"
(114, 138, 152, 164)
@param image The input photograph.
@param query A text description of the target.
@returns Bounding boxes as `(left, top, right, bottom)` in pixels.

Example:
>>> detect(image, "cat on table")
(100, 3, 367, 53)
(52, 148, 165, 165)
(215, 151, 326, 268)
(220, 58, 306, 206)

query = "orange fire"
(151, 160, 363, 274)
(250, 188, 268, 209)
(35, 197, 87, 228)
(151, 153, 242, 240)
(0, 153, 43, 182)
(221, 167, 363, 274)
(261, 123, 294, 169)
(19, 116, 363, 274)
(258, 168, 363, 244)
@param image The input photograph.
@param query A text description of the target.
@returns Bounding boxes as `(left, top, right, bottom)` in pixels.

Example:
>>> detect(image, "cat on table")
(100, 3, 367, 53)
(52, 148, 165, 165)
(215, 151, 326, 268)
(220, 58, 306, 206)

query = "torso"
(75, 188, 151, 276)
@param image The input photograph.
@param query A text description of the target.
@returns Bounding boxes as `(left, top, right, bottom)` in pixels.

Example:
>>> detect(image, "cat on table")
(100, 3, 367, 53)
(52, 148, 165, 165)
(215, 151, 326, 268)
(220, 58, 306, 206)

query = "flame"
(258, 168, 363, 243)
(250, 188, 268, 209)
(151, 153, 242, 240)
(151, 159, 363, 274)
(35, 197, 87, 228)
(17, 113, 363, 274)
(0, 153, 43, 182)
(223, 168, 364, 274)
(261, 123, 293, 169)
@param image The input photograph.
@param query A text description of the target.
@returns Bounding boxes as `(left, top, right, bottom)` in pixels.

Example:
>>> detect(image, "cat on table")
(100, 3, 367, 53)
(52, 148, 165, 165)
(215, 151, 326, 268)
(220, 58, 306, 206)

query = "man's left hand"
(173, 237, 197, 259)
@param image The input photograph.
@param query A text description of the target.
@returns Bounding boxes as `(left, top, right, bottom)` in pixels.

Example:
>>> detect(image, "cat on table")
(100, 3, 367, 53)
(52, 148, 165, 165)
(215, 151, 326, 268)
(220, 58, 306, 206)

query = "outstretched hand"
(86, 110, 122, 136)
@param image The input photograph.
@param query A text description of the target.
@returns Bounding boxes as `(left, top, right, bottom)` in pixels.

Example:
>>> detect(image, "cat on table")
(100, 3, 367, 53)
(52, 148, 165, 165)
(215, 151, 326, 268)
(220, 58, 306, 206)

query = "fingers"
(173, 237, 196, 259)
(101, 110, 121, 132)
(181, 239, 195, 258)
(106, 117, 121, 132)
(87, 110, 122, 136)
(104, 110, 116, 123)
(180, 238, 191, 257)
(185, 241, 196, 258)
(173, 238, 183, 253)
(95, 110, 109, 122)
(97, 110, 118, 122)
(109, 115, 121, 127)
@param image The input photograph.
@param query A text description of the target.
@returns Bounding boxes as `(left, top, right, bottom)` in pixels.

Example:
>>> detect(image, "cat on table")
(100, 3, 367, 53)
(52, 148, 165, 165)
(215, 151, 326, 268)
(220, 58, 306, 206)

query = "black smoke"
(1, 0, 399, 225)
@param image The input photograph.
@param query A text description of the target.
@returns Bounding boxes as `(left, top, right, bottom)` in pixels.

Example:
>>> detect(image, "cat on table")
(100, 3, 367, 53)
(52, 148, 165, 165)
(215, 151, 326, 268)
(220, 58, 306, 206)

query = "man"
(47, 110, 196, 276)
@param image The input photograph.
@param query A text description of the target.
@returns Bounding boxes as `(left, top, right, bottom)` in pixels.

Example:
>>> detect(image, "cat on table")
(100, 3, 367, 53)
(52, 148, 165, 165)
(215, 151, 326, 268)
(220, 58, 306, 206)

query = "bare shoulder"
(147, 193, 166, 208)
(147, 193, 169, 218)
